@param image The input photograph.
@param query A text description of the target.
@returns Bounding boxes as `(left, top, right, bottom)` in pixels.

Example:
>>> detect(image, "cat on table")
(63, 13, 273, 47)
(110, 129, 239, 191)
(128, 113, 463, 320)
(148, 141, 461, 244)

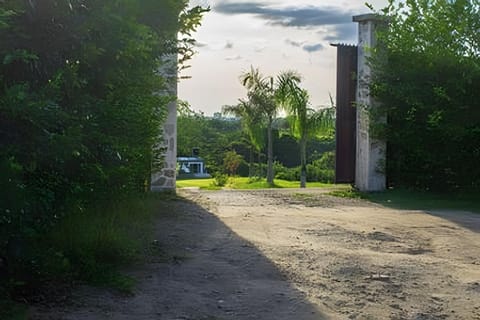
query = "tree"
(0, 0, 208, 292)
(223, 150, 243, 176)
(368, 0, 480, 190)
(177, 109, 242, 173)
(222, 100, 264, 178)
(240, 67, 278, 185)
(277, 71, 334, 187)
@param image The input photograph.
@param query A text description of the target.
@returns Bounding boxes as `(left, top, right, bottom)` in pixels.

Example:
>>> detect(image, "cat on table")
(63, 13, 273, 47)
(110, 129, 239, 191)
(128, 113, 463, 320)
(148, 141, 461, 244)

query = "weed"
(328, 188, 365, 199)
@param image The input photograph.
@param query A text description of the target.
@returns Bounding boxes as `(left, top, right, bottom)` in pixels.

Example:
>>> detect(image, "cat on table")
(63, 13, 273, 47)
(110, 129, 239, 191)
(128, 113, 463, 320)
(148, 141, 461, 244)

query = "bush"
(370, 0, 480, 191)
(306, 152, 335, 183)
(274, 162, 299, 181)
(275, 152, 335, 183)
(212, 173, 228, 187)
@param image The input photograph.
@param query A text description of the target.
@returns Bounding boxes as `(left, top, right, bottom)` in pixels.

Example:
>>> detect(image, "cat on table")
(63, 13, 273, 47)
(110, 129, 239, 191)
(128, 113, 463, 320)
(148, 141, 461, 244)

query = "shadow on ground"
(365, 189, 480, 233)
(31, 194, 327, 320)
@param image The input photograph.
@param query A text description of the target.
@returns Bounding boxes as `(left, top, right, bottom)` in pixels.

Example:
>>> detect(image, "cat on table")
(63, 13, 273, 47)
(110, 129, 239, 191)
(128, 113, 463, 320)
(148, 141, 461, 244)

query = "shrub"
(212, 173, 228, 187)
(274, 162, 299, 181)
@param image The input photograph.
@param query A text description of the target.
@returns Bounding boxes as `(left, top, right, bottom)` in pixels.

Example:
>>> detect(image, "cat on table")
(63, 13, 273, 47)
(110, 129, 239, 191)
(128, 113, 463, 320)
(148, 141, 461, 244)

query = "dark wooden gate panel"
(333, 44, 357, 183)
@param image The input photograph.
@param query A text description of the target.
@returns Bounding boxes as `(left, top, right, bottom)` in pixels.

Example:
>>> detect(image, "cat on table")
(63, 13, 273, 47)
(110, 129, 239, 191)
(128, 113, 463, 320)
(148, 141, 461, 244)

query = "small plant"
(328, 188, 365, 199)
(212, 173, 228, 187)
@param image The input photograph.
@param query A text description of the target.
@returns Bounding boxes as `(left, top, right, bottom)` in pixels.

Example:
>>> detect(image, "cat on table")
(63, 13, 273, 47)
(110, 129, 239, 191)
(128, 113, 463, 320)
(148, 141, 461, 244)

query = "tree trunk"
(249, 146, 254, 178)
(266, 118, 274, 185)
(300, 138, 307, 188)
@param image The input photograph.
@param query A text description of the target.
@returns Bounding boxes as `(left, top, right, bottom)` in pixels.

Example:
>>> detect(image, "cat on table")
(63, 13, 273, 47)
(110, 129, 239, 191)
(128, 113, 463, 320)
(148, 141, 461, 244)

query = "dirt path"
(32, 188, 480, 320)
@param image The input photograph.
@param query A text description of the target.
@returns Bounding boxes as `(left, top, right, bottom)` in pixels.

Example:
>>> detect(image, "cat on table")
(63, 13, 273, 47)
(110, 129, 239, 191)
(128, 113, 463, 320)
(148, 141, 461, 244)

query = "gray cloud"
(215, 2, 354, 28)
(302, 43, 324, 52)
(285, 38, 304, 47)
(322, 24, 357, 43)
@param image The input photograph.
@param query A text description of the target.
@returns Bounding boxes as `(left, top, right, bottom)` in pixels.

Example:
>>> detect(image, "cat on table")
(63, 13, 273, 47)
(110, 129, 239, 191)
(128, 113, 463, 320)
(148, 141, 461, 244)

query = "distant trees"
(369, 0, 480, 190)
(226, 67, 335, 187)
(223, 100, 264, 178)
(239, 67, 278, 185)
(223, 151, 243, 176)
(177, 109, 243, 173)
(276, 71, 335, 188)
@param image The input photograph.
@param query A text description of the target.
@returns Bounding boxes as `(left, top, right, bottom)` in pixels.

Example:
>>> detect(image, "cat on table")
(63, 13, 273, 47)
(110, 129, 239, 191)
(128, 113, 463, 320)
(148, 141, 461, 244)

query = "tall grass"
(1, 193, 172, 320)
(46, 195, 169, 288)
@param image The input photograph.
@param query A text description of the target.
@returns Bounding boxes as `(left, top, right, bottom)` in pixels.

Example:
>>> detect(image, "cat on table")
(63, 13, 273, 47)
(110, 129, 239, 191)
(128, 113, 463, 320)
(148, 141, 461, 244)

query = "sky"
(178, 0, 388, 115)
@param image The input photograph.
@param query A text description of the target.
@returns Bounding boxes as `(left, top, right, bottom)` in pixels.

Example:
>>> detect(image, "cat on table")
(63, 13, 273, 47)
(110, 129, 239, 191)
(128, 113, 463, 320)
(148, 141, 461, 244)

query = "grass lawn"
(176, 177, 335, 190)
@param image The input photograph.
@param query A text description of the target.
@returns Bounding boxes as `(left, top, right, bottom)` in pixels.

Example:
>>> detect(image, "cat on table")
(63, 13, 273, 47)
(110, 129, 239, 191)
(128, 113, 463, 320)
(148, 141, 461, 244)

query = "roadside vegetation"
(0, 1, 207, 317)
(178, 71, 336, 189)
(368, 0, 479, 192)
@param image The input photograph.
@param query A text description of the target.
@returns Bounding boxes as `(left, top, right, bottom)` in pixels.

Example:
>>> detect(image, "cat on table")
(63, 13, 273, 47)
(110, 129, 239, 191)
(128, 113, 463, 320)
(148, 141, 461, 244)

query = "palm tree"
(222, 100, 264, 178)
(277, 71, 334, 188)
(240, 67, 278, 185)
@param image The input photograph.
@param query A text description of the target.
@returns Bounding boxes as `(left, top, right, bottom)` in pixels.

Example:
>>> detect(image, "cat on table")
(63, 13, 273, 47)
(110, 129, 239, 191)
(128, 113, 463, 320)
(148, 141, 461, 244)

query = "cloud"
(214, 2, 355, 28)
(254, 46, 266, 52)
(225, 41, 234, 49)
(322, 24, 357, 43)
(285, 38, 304, 47)
(302, 43, 324, 52)
(285, 38, 324, 53)
(225, 55, 242, 61)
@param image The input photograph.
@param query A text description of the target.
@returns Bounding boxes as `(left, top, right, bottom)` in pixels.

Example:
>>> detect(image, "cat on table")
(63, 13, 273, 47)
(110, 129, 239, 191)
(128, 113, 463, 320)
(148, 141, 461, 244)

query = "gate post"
(151, 54, 177, 192)
(353, 14, 386, 192)
(333, 44, 357, 184)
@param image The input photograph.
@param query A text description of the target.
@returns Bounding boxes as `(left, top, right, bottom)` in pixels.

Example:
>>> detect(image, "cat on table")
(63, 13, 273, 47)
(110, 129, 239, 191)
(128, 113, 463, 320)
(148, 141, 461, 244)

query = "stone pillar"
(353, 14, 386, 192)
(151, 54, 177, 192)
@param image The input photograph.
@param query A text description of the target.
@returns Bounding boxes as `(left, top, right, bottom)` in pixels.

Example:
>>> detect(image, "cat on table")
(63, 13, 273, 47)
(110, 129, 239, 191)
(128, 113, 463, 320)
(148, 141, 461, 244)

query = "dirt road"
(33, 188, 480, 319)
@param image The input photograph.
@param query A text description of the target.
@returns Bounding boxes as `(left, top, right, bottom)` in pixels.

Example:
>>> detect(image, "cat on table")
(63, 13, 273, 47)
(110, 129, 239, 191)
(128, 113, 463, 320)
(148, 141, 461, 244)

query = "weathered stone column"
(151, 55, 177, 192)
(353, 14, 386, 192)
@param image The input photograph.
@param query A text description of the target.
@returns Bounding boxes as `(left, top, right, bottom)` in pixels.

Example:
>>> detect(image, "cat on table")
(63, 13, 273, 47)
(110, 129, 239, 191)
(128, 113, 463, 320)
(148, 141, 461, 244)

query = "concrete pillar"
(353, 14, 386, 192)
(151, 54, 177, 191)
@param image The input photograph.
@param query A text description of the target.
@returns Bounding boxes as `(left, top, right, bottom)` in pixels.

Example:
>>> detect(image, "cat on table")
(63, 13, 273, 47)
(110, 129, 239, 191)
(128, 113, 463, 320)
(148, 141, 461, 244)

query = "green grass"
(176, 178, 221, 190)
(328, 186, 480, 213)
(45, 194, 174, 292)
(1, 193, 177, 315)
(328, 188, 365, 199)
(177, 177, 333, 190)
(0, 300, 28, 320)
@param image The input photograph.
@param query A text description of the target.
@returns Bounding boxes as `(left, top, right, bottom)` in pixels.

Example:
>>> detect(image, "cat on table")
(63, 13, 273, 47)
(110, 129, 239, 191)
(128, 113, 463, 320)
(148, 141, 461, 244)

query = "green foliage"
(369, 0, 480, 191)
(274, 162, 300, 181)
(239, 66, 279, 185)
(0, 300, 27, 320)
(212, 173, 229, 187)
(177, 111, 242, 172)
(0, 0, 207, 303)
(275, 152, 335, 183)
(328, 188, 365, 199)
(223, 150, 243, 176)
(275, 70, 335, 187)
(306, 152, 335, 183)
